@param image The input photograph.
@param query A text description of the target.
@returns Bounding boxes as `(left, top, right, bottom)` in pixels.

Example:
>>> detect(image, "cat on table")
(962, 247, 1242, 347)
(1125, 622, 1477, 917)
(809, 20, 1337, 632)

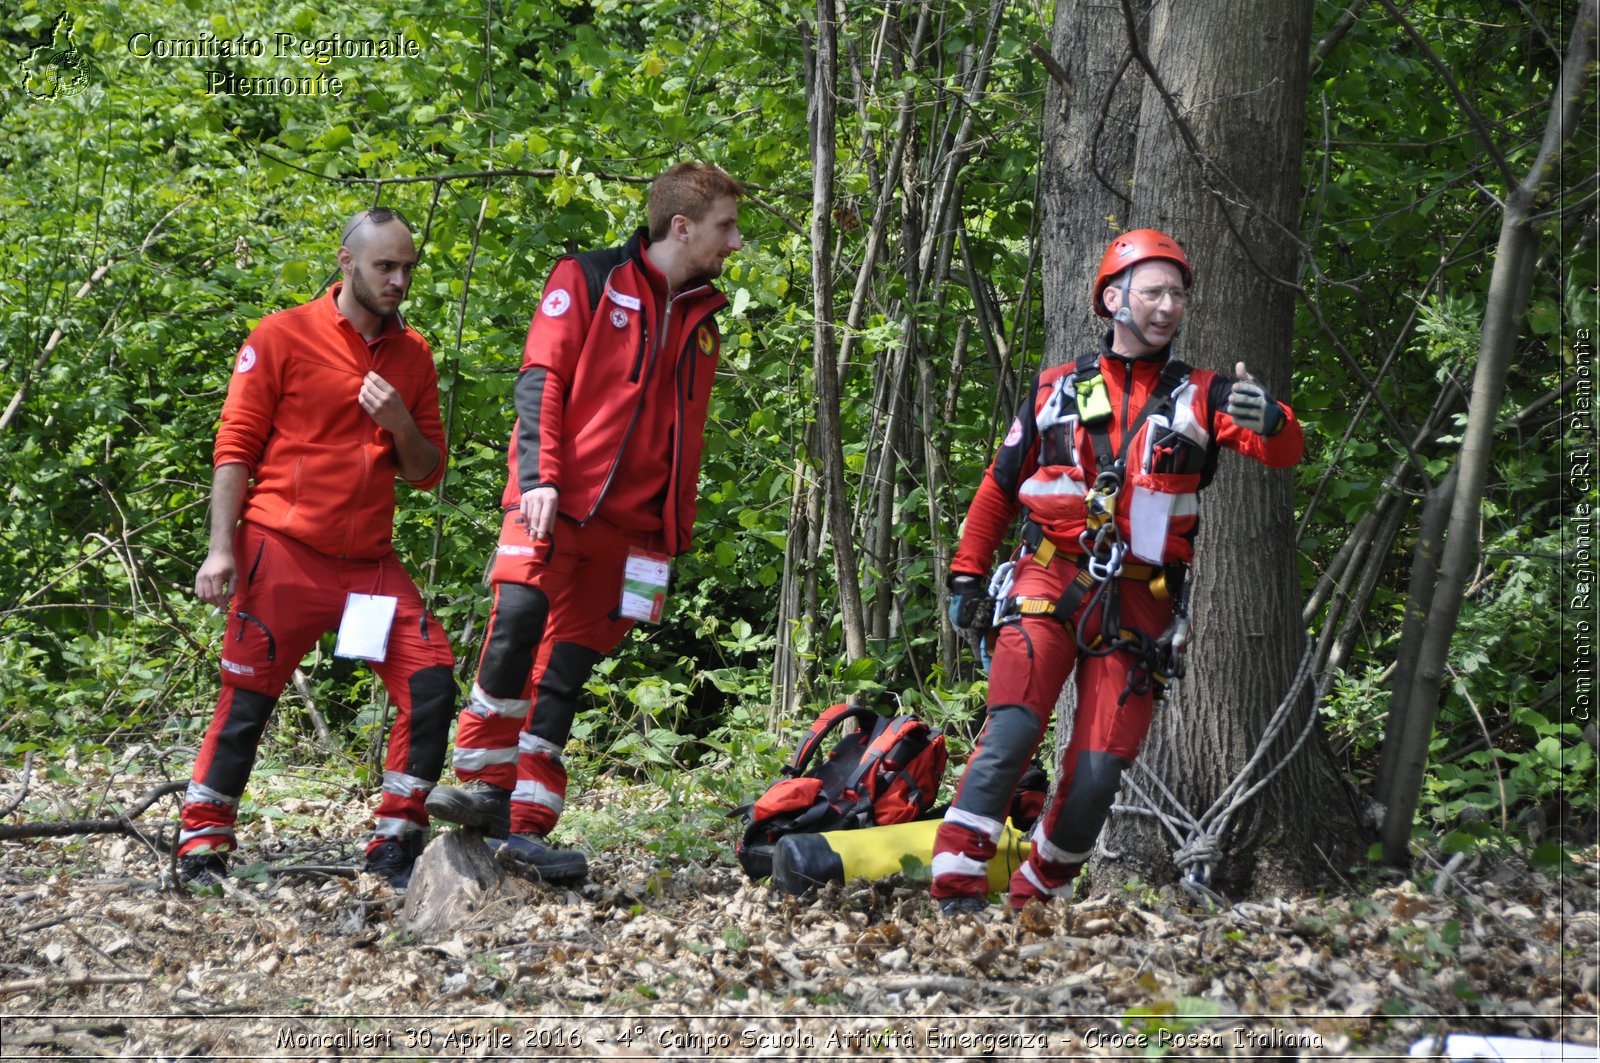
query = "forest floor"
(0, 758, 1596, 1061)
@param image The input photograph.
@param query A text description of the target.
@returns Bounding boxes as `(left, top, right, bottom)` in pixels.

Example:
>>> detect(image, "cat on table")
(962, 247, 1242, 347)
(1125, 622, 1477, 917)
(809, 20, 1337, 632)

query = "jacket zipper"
(246, 541, 265, 587)
(687, 327, 700, 402)
(583, 284, 718, 530)
(583, 289, 673, 523)
(345, 344, 380, 558)
(1117, 360, 1136, 472)
(629, 322, 647, 383)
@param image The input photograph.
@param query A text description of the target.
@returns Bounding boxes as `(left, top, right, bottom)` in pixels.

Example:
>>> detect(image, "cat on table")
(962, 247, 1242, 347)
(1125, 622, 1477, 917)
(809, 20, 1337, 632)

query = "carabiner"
(1087, 540, 1125, 582)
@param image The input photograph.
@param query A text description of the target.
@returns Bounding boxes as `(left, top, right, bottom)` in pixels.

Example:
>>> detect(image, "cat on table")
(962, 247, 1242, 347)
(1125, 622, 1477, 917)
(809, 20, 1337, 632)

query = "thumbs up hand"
(1225, 361, 1286, 436)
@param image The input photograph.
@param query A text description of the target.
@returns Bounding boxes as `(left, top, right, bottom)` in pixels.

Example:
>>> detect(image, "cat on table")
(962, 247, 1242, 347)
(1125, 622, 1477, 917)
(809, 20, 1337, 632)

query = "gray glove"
(1225, 361, 1286, 436)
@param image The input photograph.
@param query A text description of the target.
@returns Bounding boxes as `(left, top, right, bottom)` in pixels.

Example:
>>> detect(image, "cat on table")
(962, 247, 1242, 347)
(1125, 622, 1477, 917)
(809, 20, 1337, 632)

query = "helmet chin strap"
(1112, 269, 1156, 350)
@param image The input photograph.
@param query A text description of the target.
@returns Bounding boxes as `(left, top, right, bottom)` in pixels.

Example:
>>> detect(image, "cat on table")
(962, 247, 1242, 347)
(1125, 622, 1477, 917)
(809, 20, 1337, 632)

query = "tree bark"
(1037, 0, 1149, 366)
(1039, 0, 1368, 895)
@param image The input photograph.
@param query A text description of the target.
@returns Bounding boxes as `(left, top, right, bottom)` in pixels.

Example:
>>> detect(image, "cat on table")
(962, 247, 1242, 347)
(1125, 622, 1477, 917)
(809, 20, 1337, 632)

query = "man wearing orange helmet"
(933, 229, 1304, 914)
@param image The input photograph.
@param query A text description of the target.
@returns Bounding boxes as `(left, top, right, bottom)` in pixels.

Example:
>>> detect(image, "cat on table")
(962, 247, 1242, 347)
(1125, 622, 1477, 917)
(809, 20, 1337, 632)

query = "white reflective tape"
(373, 816, 424, 839)
(184, 781, 238, 808)
(1170, 380, 1207, 443)
(944, 805, 1005, 844)
(1020, 860, 1076, 898)
(1031, 827, 1091, 867)
(1020, 859, 1078, 897)
(517, 732, 564, 760)
(451, 745, 519, 772)
(511, 779, 564, 814)
(178, 826, 236, 846)
(382, 771, 433, 798)
(1018, 474, 1087, 499)
(931, 851, 990, 881)
(469, 682, 531, 719)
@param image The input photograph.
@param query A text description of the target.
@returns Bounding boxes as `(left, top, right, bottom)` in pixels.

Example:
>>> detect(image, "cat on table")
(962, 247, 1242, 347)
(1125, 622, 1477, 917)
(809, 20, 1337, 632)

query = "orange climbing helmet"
(1092, 229, 1193, 317)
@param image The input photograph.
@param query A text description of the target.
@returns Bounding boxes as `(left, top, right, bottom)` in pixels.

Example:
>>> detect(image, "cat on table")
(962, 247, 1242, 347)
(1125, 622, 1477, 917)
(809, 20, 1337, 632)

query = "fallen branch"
(0, 780, 184, 842)
(0, 972, 152, 996)
(1, 751, 35, 818)
(267, 864, 358, 879)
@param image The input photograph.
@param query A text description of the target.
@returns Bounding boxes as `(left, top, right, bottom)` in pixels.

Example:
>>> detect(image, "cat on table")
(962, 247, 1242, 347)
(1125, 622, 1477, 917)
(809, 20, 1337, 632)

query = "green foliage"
(1302, 0, 1594, 837)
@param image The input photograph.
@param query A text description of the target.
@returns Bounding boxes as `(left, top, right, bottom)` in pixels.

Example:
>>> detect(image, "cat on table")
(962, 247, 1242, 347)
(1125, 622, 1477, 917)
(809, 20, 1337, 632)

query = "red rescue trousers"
(180, 522, 455, 859)
(447, 511, 659, 836)
(931, 551, 1171, 904)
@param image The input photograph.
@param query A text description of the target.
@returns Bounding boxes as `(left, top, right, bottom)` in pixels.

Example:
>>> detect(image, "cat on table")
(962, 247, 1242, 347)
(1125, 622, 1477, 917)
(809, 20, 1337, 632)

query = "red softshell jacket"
(213, 284, 447, 560)
(501, 228, 727, 555)
(953, 343, 1304, 574)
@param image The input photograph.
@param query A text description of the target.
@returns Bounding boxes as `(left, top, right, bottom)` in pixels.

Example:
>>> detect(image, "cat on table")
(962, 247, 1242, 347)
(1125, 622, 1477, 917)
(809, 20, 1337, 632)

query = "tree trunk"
(1041, 0, 1368, 896)
(806, 1, 869, 665)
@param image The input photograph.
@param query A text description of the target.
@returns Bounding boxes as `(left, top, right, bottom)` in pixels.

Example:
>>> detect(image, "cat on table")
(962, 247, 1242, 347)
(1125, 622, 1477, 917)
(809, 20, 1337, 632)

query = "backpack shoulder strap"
(1112, 357, 1195, 467)
(786, 703, 879, 777)
(567, 245, 629, 314)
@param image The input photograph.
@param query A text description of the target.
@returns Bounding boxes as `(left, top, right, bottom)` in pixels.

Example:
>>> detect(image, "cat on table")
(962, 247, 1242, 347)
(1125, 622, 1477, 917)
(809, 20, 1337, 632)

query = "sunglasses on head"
(341, 207, 412, 246)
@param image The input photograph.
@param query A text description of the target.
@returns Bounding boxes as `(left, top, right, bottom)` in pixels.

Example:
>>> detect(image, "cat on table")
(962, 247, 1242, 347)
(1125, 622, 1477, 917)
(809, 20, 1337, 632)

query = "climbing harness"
(980, 353, 1201, 702)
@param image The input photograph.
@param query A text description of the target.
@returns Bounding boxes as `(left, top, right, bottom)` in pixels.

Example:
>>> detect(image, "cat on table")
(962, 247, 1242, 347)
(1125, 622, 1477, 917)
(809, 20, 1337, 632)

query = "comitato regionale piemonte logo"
(22, 13, 89, 100)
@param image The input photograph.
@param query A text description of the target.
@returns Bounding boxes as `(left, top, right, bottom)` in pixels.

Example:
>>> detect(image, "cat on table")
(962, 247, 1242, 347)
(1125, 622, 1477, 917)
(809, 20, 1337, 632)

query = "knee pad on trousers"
(204, 686, 280, 795)
(1045, 749, 1130, 858)
(954, 703, 1047, 819)
(525, 642, 603, 746)
(405, 665, 455, 780)
(477, 583, 550, 696)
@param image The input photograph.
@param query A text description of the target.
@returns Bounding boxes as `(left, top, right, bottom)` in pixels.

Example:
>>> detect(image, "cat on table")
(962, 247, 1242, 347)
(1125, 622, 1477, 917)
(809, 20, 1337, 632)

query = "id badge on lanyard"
(619, 548, 671, 624)
(334, 593, 398, 661)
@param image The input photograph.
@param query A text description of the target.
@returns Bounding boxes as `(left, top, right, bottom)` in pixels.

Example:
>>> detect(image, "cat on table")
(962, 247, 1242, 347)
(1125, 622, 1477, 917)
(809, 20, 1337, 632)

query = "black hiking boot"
(488, 832, 588, 886)
(180, 851, 229, 889)
(424, 780, 511, 837)
(938, 894, 992, 917)
(365, 836, 424, 890)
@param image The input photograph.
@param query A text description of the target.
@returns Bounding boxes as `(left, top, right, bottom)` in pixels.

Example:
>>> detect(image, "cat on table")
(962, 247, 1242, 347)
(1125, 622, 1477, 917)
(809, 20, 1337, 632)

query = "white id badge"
(619, 549, 671, 623)
(334, 593, 398, 661)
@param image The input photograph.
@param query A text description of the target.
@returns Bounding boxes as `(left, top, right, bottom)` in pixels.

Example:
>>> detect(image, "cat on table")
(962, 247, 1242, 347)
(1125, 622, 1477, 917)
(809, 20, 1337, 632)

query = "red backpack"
(737, 703, 948, 880)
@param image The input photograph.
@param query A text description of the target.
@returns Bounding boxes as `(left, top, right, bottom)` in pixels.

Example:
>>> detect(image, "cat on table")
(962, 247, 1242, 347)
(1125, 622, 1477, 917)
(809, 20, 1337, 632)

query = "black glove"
(948, 573, 988, 633)
(1225, 361, 1286, 436)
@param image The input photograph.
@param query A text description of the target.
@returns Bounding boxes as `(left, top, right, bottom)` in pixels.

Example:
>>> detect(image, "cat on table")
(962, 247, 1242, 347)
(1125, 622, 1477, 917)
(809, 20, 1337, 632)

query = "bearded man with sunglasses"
(934, 229, 1306, 915)
(179, 207, 454, 890)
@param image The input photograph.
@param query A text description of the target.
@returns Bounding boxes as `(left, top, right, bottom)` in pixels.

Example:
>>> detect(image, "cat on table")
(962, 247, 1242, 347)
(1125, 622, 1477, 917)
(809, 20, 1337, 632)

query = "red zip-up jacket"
(213, 284, 447, 560)
(953, 341, 1303, 575)
(502, 228, 727, 555)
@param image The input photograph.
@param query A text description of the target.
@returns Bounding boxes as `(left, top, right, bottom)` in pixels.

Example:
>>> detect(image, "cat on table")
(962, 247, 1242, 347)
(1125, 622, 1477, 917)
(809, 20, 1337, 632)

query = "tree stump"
(402, 831, 505, 939)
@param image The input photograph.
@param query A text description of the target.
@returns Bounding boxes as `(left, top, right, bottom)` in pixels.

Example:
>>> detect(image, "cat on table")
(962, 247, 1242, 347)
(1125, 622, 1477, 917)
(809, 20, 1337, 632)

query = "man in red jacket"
(933, 229, 1305, 914)
(425, 164, 743, 883)
(181, 207, 455, 890)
